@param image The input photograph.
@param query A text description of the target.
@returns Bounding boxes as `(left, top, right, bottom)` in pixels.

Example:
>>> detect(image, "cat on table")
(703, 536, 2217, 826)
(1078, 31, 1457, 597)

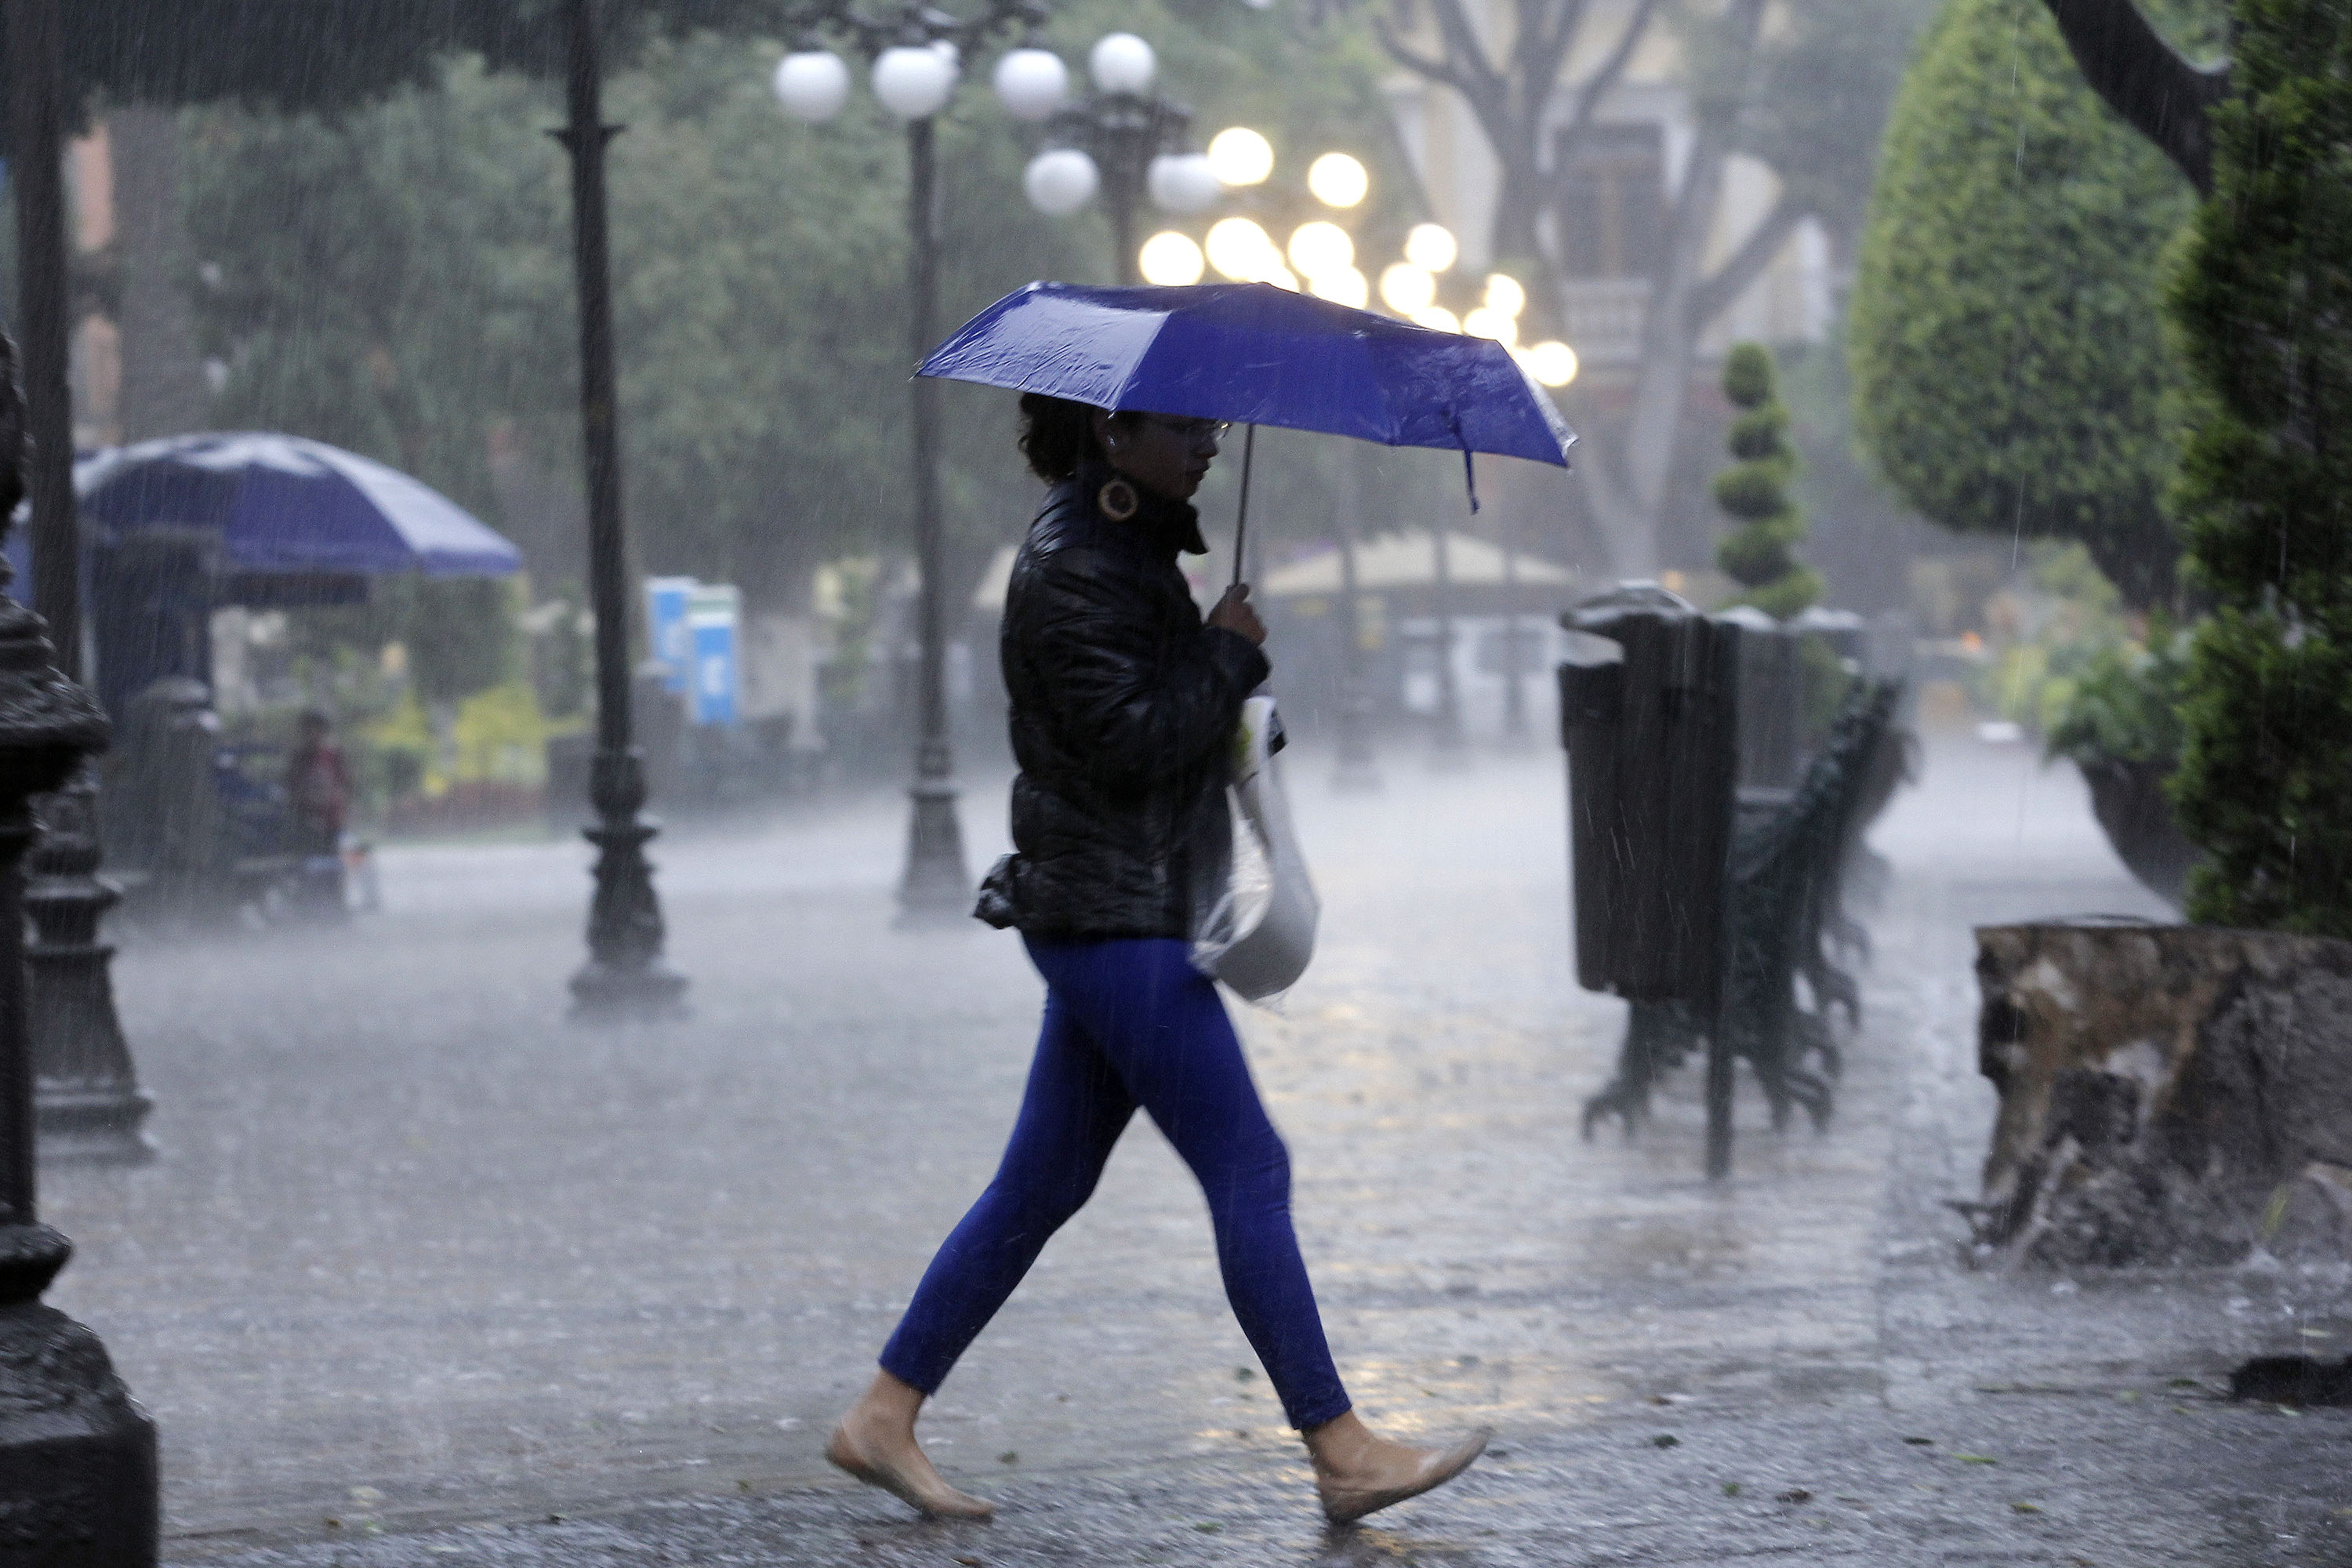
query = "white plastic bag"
(1191, 695, 1319, 1004)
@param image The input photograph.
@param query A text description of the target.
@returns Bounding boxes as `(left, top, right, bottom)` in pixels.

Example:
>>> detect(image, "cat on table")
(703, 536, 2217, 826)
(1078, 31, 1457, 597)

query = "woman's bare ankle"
(1302, 1410, 1377, 1474)
(843, 1370, 925, 1443)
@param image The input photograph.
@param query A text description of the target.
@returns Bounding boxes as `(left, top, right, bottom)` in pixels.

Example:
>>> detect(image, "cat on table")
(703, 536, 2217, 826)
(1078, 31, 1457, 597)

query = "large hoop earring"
(1098, 477, 1140, 521)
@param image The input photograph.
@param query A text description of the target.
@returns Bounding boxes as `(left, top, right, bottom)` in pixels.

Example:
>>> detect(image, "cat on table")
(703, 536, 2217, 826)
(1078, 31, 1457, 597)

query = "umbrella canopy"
(74, 432, 523, 578)
(917, 281, 1576, 469)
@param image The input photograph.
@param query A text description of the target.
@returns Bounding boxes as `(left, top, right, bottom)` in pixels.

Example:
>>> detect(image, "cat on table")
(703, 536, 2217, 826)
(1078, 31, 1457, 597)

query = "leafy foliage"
(2042, 621, 2187, 771)
(184, 13, 1424, 702)
(1847, 0, 2200, 609)
(1711, 343, 1817, 619)
(2165, 0, 2352, 935)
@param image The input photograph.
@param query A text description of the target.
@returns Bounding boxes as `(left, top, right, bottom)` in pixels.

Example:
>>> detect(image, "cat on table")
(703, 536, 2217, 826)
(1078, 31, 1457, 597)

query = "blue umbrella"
(920, 280, 1575, 468)
(919, 281, 1574, 575)
(72, 433, 522, 579)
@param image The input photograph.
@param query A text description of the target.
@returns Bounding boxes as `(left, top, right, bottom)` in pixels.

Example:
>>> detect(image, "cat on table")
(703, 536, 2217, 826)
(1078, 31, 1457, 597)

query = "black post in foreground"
(556, 0, 687, 1018)
(1557, 584, 1740, 1178)
(895, 114, 971, 923)
(0, 320, 158, 1561)
(9, 0, 153, 1163)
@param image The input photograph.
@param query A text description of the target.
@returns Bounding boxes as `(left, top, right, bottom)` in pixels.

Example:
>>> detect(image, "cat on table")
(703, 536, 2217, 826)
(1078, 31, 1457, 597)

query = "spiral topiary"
(1711, 343, 1820, 619)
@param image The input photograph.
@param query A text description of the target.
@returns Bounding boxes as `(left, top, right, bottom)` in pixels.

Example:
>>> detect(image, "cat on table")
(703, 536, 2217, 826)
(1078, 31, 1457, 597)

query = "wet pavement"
(34, 728, 2352, 1563)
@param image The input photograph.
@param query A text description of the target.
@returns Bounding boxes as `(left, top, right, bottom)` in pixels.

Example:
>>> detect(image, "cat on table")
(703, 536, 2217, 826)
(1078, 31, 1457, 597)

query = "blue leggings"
(878, 935, 1352, 1430)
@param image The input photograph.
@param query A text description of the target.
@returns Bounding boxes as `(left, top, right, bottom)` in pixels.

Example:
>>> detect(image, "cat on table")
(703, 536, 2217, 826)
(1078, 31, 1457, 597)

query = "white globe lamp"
(993, 47, 1067, 121)
(873, 45, 956, 119)
(1147, 153, 1222, 215)
(1090, 33, 1157, 94)
(774, 50, 851, 122)
(1403, 222, 1459, 274)
(1138, 231, 1207, 286)
(1411, 305, 1462, 334)
(1207, 126, 1275, 187)
(1483, 273, 1527, 318)
(1023, 147, 1100, 215)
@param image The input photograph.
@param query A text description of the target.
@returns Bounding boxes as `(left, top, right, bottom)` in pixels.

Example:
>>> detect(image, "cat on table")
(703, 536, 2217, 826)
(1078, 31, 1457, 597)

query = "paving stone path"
(30, 732, 2346, 1565)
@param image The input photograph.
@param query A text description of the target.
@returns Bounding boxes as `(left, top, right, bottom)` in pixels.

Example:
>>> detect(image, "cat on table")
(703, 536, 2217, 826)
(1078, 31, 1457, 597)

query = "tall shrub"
(1847, 0, 2195, 608)
(1712, 343, 1819, 619)
(2165, 0, 2352, 935)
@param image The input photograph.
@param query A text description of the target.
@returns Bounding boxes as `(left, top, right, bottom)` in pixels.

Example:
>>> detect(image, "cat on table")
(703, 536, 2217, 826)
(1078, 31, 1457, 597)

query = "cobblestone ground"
(34, 731, 2352, 1565)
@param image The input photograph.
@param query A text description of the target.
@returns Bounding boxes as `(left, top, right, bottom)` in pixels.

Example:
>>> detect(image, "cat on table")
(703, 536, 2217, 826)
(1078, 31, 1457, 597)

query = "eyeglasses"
(1138, 414, 1230, 444)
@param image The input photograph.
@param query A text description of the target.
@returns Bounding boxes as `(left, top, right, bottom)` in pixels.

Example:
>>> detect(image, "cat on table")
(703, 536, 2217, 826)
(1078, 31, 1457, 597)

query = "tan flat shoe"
(1317, 1427, 1492, 1526)
(826, 1422, 996, 1521)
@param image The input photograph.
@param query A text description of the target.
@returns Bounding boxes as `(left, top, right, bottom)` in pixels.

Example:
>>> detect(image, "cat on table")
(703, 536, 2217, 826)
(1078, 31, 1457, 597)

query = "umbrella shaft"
(1231, 424, 1256, 590)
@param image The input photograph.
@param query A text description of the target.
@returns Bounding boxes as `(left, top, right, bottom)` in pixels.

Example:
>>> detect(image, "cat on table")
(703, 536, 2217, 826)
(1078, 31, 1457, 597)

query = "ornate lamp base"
(28, 768, 152, 1164)
(568, 750, 688, 1022)
(895, 775, 970, 928)
(0, 1225, 158, 1566)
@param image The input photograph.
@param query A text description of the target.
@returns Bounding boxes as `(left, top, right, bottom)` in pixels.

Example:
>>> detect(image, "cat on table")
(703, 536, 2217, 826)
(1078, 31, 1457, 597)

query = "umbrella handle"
(1231, 423, 1257, 590)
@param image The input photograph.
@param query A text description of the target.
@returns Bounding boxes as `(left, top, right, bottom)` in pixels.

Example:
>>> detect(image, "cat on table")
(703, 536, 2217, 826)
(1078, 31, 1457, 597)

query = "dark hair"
(1017, 393, 1142, 481)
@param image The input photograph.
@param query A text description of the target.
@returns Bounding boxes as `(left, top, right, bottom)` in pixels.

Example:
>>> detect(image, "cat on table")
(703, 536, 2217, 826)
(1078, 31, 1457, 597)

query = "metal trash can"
(1719, 605, 1805, 790)
(1557, 582, 1741, 1007)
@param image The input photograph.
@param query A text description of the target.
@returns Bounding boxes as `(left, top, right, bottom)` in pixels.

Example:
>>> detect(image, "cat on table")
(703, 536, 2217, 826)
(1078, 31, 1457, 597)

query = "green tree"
(1711, 343, 1817, 619)
(1848, 0, 2203, 609)
(2164, 0, 2352, 935)
(183, 10, 1425, 650)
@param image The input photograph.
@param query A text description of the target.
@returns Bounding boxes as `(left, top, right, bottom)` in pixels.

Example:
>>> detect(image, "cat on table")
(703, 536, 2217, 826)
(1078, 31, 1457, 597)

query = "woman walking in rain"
(827, 394, 1488, 1526)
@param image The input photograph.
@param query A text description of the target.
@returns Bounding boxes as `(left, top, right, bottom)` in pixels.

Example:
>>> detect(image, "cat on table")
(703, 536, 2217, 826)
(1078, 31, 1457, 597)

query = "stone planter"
(2074, 755, 2199, 907)
(1969, 919, 2352, 1269)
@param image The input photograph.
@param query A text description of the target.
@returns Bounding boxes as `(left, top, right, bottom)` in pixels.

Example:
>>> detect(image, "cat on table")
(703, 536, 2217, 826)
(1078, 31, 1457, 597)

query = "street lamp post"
(1018, 35, 1216, 285)
(556, 0, 688, 1017)
(9, 0, 154, 1162)
(774, 0, 1047, 923)
(0, 312, 158, 1556)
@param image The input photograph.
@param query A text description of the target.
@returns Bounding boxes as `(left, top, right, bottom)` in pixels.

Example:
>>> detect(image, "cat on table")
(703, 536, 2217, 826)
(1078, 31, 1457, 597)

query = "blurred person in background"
(285, 708, 350, 916)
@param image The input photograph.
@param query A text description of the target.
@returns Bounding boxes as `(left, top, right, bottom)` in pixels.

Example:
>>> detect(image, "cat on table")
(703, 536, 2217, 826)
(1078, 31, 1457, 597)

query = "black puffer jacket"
(975, 459, 1270, 938)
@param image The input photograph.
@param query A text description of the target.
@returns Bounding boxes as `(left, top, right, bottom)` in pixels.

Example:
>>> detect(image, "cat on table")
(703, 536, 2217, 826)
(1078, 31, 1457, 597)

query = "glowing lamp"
(1462, 307, 1518, 347)
(1286, 220, 1354, 280)
(1306, 152, 1369, 209)
(1309, 266, 1370, 310)
(1403, 222, 1458, 274)
(1378, 262, 1435, 314)
(1205, 216, 1277, 281)
(1138, 231, 1207, 286)
(1207, 126, 1275, 187)
(1526, 339, 1579, 387)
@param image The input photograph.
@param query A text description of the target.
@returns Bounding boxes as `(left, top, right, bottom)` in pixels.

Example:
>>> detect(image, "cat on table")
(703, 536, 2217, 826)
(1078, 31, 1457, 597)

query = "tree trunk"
(2039, 0, 2229, 194)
